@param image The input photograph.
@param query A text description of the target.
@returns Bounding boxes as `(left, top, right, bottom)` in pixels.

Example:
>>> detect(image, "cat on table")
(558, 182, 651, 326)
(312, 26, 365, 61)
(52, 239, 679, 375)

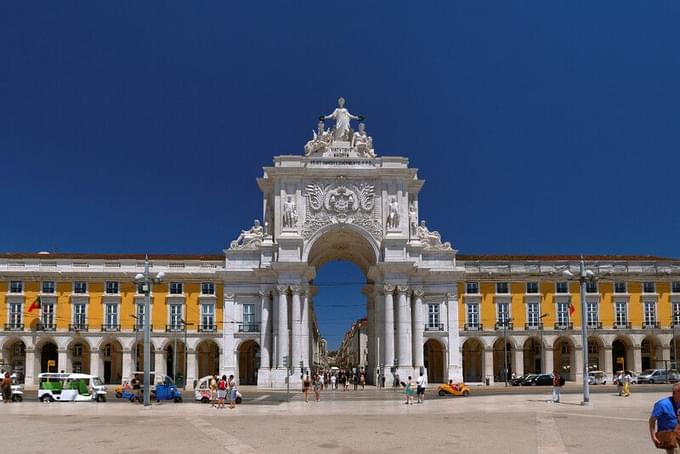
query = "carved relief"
(386, 197, 400, 230)
(230, 220, 264, 249)
(413, 220, 452, 250)
(282, 195, 298, 229)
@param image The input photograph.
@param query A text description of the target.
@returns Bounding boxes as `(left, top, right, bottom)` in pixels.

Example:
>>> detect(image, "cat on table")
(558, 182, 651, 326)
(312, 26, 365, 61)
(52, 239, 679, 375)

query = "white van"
(38, 373, 107, 402)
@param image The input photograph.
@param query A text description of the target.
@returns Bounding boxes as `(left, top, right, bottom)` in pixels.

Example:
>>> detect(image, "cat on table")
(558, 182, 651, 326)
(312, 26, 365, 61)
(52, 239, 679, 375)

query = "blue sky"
(2, 2, 679, 348)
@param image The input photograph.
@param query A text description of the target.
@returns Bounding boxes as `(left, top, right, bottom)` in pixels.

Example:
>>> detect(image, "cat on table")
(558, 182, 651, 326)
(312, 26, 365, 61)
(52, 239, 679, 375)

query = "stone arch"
(303, 223, 380, 275)
(99, 338, 123, 384)
(130, 339, 156, 373)
(1, 337, 27, 383)
(238, 339, 260, 385)
(587, 335, 606, 373)
(641, 334, 663, 371)
(67, 337, 91, 374)
(612, 335, 634, 374)
(523, 336, 542, 374)
(424, 338, 445, 383)
(553, 336, 575, 381)
(197, 339, 220, 379)
(492, 337, 514, 382)
(461, 338, 483, 382)
(165, 339, 186, 385)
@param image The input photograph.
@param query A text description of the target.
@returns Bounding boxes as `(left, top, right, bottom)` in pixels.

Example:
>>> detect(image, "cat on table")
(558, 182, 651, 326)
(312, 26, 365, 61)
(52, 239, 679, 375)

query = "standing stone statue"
(408, 202, 418, 237)
(282, 195, 298, 229)
(319, 97, 364, 141)
(386, 197, 400, 229)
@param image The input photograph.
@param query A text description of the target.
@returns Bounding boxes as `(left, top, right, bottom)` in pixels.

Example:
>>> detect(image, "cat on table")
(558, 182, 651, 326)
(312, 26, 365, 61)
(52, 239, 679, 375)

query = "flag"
(28, 297, 41, 313)
(568, 303, 575, 316)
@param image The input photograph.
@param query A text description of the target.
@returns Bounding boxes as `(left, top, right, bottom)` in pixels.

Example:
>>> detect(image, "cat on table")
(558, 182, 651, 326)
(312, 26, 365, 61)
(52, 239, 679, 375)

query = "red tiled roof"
(457, 254, 678, 262)
(0, 252, 224, 261)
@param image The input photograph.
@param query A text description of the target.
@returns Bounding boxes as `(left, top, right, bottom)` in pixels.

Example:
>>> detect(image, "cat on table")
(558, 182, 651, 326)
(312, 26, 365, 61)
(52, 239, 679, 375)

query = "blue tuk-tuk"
(154, 376, 182, 403)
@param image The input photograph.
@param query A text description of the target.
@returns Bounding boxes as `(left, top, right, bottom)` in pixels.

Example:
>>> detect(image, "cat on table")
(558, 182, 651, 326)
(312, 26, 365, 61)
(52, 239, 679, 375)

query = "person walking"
(312, 374, 321, 402)
(551, 370, 562, 403)
(404, 376, 415, 405)
(217, 375, 227, 409)
(330, 374, 336, 391)
(416, 372, 427, 404)
(360, 372, 366, 390)
(2, 372, 12, 403)
(303, 374, 311, 402)
(209, 374, 218, 407)
(623, 371, 632, 397)
(228, 374, 238, 409)
(649, 383, 680, 452)
(616, 371, 624, 397)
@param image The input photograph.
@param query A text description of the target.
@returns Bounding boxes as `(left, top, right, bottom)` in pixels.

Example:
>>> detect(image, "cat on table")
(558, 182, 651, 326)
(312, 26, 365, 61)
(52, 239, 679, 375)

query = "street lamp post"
(673, 312, 679, 369)
(539, 313, 549, 373)
(503, 317, 513, 387)
(134, 256, 164, 407)
(181, 319, 194, 389)
(563, 257, 594, 406)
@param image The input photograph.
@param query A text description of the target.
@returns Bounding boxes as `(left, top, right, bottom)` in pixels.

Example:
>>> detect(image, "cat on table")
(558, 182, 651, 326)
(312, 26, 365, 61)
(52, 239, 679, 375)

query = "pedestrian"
(209, 374, 218, 407)
(330, 374, 337, 390)
(313, 374, 321, 402)
(228, 374, 237, 409)
(649, 383, 680, 452)
(319, 373, 325, 391)
(616, 370, 624, 396)
(303, 374, 311, 402)
(404, 376, 415, 404)
(131, 375, 141, 403)
(353, 373, 358, 391)
(416, 372, 427, 404)
(2, 372, 12, 403)
(217, 375, 227, 409)
(394, 372, 400, 389)
(360, 372, 366, 390)
(623, 371, 632, 397)
(551, 370, 562, 403)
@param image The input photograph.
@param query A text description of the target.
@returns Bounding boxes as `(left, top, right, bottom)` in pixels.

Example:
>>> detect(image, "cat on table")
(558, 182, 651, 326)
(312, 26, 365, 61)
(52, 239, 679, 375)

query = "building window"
(136, 282, 146, 294)
(673, 281, 680, 294)
(556, 282, 568, 294)
(526, 282, 539, 294)
(428, 304, 441, 328)
(201, 303, 215, 331)
(497, 302, 510, 324)
(556, 302, 570, 327)
(643, 282, 656, 294)
(614, 302, 627, 327)
(465, 282, 479, 294)
(73, 303, 87, 328)
(586, 281, 598, 293)
(9, 281, 23, 293)
(201, 282, 215, 295)
(586, 302, 599, 327)
(135, 303, 145, 329)
(644, 302, 657, 326)
(243, 303, 256, 330)
(170, 282, 183, 295)
(105, 281, 119, 295)
(105, 303, 118, 328)
(41, 302, 55, 329)
(8, 302, 22, 328)
(73, 281, 87, 294)
(169, 304, 183, 330)
(496, 282, 509, 294)
(614, 281, 627, 294)
(466, 303, 479, 328)
(673, 302, 680, 325)
(42, 281, 55, 294)
(526, 302, 539, 327)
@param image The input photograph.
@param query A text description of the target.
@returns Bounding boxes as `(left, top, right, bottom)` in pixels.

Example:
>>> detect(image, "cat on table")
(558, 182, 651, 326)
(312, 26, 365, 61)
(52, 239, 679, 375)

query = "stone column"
(121, 348, 132, 383)
(291, 287, 302, 372)
(89, 349, 100, 381)
(513, 347, 524, 376)
(259, 290, 271, 369)
(222, 293, 236, 377)
(412, 289, 425, 368)
(365, 288, 375, 380)
(154, 348, 167, 378)
(397, 286, 412, 368)
(603, 347, 613, 376)
(276, 285, 289, 368)
(301, 289, 310, 370)
(633, 345, 642, 374)
(483, 347, 494, 385)
(57, 348, 69, 373)
(383, 284, 395, 368)
(25, 348, 36, 386)
(662, 345, 671, 363)
(186, 349, 197, 389)
(574, 346, 584, 383)
(544, 347, 554, 375)
(373, 287, 384, 384)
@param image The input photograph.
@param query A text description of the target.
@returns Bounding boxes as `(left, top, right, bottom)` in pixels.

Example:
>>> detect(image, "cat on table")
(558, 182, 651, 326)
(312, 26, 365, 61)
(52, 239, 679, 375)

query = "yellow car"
(438, 381, 470, 397)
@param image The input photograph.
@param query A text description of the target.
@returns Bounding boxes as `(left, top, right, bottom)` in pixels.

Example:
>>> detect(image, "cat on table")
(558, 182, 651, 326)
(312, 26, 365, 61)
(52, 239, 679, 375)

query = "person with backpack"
(227, 374, 237, 409)
(552, 370, 563, 403)
(217, 375, 227, 409)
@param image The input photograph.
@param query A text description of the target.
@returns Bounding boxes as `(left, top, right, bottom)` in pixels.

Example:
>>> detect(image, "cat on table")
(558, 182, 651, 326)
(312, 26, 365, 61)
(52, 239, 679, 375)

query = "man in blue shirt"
(649, 383, 680, 453)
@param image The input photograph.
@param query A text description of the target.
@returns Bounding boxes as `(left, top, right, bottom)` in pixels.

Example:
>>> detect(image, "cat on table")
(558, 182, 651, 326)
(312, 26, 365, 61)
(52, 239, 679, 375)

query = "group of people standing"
(209, 374, 238, 409)
(616, 370, 633, 397)
(320, 370, 366, 391)
(403, 372, 428, 405)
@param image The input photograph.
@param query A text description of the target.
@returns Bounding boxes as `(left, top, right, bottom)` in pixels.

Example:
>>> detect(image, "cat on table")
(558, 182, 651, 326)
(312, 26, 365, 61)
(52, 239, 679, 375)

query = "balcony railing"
(4, 323, 24, 331)
(101, 323, 120, 332)
(524, 323, 544, 330)
(166, 325, 184, 333)
(36, 323, 56, 332)
(424, 323, 445, 332)
(198, 324, 217, 333)
(587, 322, 603, 329)
(613, 322, 632, 329)
(554, 322, 573, 330)
(133, 324, 152, 332)
(642, 321, 660, 329)
(494, 322, 514, 330)
(69, 323, 88, 332)
(464, 323, 483, 331)
(238, 323, 259, 333)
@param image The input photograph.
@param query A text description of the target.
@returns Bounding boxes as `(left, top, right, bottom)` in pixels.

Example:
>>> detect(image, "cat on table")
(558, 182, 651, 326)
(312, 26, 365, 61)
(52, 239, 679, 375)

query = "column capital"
(276, 285, 289, 294)
(258, 289, 270, 298)
(397, 285, 409, 295)
(383, 284, 395, 293)
(290, 286, 302, 295)
(224, 293, 235, 301)
(413, 288, 425, 298)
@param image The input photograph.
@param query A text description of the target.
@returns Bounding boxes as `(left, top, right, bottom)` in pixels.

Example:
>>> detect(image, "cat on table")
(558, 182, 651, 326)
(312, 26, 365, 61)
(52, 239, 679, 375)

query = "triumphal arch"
(224, 98, 463, 387)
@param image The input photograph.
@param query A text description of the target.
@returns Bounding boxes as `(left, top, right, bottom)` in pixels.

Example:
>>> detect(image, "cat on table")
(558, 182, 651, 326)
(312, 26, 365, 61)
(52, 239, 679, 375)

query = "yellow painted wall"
(540, 282, 554, 326)
(457, 282, 465, 323)
(0, 281, 6, 326)
(151, 283, 167, 330)
(659, 282, 671, 323)
(628, 282, 641, 329)
(56, 282, 71, 329)
(599, 282, 613, 328)
(510, 282, 524, 326)
(89, 282, 104, 330)
(24, 282, 40, 329)
(480, 282, 495, 329)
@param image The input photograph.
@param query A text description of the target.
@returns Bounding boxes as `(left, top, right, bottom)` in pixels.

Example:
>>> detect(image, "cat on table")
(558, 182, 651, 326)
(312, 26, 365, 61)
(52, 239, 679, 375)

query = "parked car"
(587, 370, 608, 385)
(510, 374, 534, 386)
(522, 373, 553, 386)
(638, 369, 680, 384)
